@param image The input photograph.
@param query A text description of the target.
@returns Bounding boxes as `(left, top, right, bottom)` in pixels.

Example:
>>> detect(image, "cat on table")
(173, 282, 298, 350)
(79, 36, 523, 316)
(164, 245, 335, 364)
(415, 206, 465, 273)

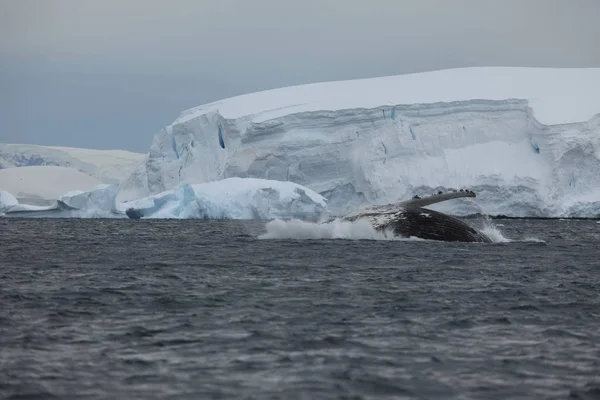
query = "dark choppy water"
(1, 218, 599, 400)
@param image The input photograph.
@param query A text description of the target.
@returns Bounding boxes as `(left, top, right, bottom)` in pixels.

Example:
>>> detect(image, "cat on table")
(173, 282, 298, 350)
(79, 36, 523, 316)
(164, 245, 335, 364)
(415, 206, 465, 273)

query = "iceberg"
(57, 184, 120, 218)
(1, 177, 326, 220)
(117, 66, 600, 218)
(0, 189, 63, 217)
(118, 178, 327, 220)
(0, 190, 19, 215)
(0, 178, 118, 218)
(0, 166, 123, 217)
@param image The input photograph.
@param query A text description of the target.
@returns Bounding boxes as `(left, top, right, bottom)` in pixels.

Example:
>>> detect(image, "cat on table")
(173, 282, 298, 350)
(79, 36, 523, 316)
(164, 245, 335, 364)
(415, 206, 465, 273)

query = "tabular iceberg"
(117, 67, 600, 218)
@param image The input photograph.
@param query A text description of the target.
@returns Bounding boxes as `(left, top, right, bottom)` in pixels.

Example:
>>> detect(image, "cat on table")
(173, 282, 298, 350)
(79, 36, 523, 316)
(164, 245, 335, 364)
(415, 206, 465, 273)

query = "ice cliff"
(117, 67, 600, 218)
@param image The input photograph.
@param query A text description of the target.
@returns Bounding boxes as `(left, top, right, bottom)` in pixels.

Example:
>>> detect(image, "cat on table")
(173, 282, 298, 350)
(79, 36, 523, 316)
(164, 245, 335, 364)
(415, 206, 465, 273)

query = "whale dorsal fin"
(398, 190, 476, 208)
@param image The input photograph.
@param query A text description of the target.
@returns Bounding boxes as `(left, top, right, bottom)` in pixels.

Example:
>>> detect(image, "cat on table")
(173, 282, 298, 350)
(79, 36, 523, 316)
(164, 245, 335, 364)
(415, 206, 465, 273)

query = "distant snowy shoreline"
(0, 143, 144, 184)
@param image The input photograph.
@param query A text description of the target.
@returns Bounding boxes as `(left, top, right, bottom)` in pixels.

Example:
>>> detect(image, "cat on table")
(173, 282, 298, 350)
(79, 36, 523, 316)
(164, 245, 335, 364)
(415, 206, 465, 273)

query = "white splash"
(258, 218, 400, 241)
(478, 216, 546, 243)
(479, 217, 512, 243)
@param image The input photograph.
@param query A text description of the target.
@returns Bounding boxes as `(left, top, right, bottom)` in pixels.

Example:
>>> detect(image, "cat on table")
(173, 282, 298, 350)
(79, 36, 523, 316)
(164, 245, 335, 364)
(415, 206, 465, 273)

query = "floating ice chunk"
(57, 184, 119, 217)
(117, 178, 327, 220)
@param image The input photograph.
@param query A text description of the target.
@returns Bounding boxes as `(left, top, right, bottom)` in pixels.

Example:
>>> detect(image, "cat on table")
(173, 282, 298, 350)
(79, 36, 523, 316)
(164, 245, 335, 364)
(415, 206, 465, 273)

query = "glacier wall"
(117, 68, 600, 218)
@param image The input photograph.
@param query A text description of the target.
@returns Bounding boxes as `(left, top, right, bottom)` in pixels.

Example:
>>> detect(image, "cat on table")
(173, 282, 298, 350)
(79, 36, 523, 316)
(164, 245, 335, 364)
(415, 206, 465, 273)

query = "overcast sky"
(1, 0, 599, 152)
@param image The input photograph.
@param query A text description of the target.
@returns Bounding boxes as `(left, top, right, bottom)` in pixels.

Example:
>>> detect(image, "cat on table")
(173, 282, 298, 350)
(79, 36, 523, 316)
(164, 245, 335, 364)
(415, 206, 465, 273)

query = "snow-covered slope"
(118, 67, 600, 217)
(0, 166, 105, 203)
(0, 143, 144, 184)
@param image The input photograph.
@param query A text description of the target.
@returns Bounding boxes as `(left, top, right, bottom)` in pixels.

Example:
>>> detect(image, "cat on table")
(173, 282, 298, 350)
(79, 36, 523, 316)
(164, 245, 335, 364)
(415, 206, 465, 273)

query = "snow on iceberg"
(118, 178, 327, 220)
(117, 66, 600, 218)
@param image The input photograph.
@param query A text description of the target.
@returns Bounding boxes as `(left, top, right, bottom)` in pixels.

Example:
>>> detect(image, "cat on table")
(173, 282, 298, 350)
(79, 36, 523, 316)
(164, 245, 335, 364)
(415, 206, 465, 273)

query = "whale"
(328, 189, 492, 243)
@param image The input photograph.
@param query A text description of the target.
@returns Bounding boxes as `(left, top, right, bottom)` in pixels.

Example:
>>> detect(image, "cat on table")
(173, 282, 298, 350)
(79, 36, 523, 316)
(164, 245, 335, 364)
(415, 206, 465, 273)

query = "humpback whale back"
(387, 207, 490, 242)
(335, 189, 492, 243)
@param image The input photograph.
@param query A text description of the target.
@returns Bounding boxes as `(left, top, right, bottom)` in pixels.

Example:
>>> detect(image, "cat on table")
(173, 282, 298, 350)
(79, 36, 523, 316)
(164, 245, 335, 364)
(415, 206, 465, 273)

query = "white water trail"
(258, 218, 401, 241)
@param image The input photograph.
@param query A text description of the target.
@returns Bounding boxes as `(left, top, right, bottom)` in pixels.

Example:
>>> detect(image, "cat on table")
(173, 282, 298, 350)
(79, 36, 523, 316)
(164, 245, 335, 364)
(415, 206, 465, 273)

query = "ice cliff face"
(118, 67, 600, 217)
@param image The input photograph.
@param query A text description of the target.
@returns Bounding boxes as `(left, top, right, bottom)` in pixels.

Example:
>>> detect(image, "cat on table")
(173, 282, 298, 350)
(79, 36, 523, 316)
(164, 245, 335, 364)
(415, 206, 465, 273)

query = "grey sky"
(1, 0, 599, 152)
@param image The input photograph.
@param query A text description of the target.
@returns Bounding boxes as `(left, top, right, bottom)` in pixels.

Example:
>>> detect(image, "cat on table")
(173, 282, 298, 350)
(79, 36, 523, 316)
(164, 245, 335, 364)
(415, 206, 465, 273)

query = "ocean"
(1, 218, 599, 399)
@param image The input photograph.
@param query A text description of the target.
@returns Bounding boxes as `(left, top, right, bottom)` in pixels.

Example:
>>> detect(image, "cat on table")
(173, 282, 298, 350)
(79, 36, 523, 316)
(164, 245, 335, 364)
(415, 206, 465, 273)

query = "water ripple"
(0, 218, 599, 399)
